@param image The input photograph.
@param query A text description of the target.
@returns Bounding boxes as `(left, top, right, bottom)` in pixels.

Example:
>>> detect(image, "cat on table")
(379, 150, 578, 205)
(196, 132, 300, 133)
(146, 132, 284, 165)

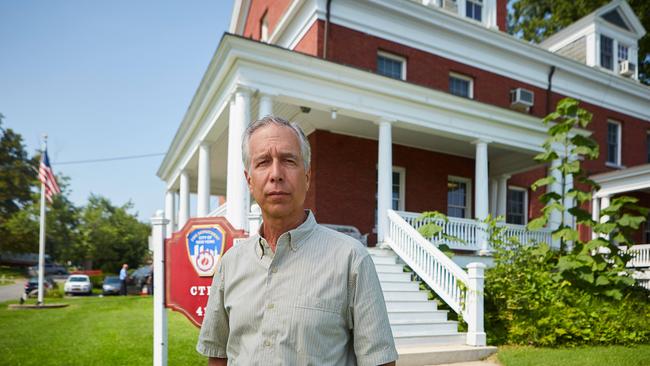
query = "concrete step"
(386, 300, 437, 312)
(392, 321, 458, 335)
(368, 248, 397, 257)
(371, 255, 398, 265)
(378, 272, 412, 282)
(383, 291, 429, 302)
(375, 264, 405, 273)
(388, 310, 448, 323)
(396, 344, 498, 366)
(381, 281, 420, 292)
(394, 333, 468, 347)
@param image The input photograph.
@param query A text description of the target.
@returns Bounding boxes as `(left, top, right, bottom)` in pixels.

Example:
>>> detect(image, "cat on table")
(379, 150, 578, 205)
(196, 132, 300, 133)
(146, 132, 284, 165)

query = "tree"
(510, 0, 650, 84)
(76, 195, 150, 273)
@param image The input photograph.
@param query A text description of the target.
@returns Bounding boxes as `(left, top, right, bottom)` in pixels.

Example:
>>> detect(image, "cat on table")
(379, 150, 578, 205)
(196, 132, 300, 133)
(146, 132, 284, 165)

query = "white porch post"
(563, 156, 575, 229)
(496, 174, 509, 218)
(591, 196, 600, 239)
(600, 195, 611, 223)
(151, 210, 168, 366)
(473, 139, 490, 254)
(164, 190, 176, 238)
(489, 178, 497, 217)
(226, 86, 251, 230)
(178, 170, 190, 229)
(466, 262, 487, 346)
(377, 119, 393, 245)
(197, 142, 212, 217)
(548, 158, 563, 229)
(258, 93, 273, 119)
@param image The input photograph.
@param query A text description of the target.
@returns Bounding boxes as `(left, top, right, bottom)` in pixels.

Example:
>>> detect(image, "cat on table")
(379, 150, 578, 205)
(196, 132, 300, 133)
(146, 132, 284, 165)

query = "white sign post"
(151, 210, 168, 366)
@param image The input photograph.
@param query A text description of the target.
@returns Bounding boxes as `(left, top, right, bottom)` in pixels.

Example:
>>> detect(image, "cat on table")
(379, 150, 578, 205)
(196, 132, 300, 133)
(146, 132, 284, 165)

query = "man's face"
(245, 124, 310, 222)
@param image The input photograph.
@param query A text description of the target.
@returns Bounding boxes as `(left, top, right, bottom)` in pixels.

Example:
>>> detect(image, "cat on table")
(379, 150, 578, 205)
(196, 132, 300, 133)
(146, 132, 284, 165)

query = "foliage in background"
(509, 0, 650, 85)
(483, 98, 650, 346)
(0, 114, 150, 270)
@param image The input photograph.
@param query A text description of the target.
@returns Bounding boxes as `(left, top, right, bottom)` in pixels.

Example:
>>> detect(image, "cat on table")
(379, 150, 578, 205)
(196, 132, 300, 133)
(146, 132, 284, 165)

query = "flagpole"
(37, 134, 47, 305)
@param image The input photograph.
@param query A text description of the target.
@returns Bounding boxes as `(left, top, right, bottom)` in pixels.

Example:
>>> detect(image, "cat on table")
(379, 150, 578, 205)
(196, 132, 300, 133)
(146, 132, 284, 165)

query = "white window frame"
(447, 175, 472, 219)
(506, 186, 528, 225)
(260, 11, 269, 42)
(465, 0, 483, 23)
(606, 120, 622, 167)
(377, 51, 407, 80)
(449, 72, 474, 99)
(393, 166, 406, 211)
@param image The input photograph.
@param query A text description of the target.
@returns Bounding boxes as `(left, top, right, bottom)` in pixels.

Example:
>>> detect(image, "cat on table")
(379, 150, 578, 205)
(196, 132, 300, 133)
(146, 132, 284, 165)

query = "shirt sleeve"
(350, 254, 399, 366)
(196, 257, 229, 358)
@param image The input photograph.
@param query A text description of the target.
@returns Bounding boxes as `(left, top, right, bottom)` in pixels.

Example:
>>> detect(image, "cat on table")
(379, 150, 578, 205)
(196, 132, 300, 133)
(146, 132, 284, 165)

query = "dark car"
(127, 265, 152, 295)
(28, 263, 68, 277)
(102, 275, 121, 295)
(24, 276, 55, 297)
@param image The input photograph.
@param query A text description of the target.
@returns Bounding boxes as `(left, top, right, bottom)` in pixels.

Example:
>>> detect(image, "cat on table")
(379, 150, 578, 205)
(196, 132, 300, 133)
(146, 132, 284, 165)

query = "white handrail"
(386, 210, 469, 315)
(208, 203, 227, 217)
(624, 244, 650, 268)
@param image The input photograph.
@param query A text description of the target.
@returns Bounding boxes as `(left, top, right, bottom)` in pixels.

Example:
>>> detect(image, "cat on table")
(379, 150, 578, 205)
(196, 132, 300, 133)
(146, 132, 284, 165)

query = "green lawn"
(0, 296, 205, 365)
(498, 345, 650, 366)
(2, 295, 650, 365)
(0, 265, 27, 286)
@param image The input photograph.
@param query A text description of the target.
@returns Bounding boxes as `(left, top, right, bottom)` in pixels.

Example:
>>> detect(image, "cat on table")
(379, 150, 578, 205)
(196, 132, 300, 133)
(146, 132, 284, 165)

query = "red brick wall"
(308, 130, 475, 245)
(293, 19, 323, 57)
(242, 0, 293, 41)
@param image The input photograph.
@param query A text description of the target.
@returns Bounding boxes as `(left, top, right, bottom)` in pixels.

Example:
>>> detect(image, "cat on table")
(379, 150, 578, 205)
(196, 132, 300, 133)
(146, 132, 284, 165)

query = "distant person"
(119, 263, 128, 296)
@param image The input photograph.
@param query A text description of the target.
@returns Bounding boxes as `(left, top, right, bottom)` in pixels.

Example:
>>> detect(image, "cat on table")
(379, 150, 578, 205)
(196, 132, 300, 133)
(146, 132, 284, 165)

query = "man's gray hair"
(242, 116, 311, 171)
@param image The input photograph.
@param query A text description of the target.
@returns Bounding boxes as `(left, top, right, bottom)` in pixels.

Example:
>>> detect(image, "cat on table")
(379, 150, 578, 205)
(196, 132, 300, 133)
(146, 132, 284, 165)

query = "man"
(197, 116, 398, 365)
(119, 263, 128, 296)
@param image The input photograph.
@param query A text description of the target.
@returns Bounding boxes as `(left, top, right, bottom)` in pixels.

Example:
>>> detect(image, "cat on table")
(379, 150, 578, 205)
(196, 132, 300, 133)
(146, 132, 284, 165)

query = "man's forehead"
(249, 125, 301, 152)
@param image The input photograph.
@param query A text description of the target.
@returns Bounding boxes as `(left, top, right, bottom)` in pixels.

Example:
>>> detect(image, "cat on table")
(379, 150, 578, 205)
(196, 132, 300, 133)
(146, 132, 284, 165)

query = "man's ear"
(245, 170, 252, 191)
(305, 167, 311, 191)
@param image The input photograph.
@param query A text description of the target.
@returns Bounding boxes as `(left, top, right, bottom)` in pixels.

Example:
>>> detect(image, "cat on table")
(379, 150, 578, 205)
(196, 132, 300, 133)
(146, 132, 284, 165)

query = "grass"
(498, 345, 650, 366)
(2, 295, 650, 365)
(0, 265, 27, 286)
(0, 296, 205, 365)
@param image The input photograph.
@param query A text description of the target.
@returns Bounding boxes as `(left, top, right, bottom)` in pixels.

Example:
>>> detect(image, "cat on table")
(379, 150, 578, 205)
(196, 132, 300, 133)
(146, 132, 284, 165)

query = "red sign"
(165, 216, 246, 327)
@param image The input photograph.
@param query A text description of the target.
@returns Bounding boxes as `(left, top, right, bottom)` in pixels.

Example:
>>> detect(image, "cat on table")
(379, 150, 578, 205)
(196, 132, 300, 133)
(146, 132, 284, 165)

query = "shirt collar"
(255, 210, 316, 257)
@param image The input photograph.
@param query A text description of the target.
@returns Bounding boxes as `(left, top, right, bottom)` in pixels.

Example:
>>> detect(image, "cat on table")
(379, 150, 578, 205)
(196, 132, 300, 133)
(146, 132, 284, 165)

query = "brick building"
(158, 0, 649, 357)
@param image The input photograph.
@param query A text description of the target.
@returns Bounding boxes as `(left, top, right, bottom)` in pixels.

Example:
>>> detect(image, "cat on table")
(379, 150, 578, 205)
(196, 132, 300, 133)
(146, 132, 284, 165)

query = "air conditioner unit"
(619, 60, 636, 77)
(510, 88, 534, 111)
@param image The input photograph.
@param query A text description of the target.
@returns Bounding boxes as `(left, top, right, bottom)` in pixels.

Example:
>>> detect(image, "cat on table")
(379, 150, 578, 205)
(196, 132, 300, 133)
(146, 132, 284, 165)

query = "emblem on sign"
(185, 225, 226, 277)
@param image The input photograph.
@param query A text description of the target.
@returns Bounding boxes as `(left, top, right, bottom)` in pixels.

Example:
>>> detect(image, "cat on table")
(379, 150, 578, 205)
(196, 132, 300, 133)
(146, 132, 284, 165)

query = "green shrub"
(89, 275, 103, 289)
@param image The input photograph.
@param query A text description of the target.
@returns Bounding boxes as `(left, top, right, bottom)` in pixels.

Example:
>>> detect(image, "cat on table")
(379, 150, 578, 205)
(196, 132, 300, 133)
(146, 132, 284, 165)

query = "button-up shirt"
(197, 211, 398, 366)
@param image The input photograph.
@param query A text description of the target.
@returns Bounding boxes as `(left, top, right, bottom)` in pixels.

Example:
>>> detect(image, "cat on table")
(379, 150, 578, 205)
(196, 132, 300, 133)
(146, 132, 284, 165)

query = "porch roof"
(592, 163, 650, 197)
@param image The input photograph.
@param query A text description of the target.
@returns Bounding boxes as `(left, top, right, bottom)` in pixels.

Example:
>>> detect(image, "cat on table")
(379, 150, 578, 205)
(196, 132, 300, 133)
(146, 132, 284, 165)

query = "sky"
(0, 0, 234, 220)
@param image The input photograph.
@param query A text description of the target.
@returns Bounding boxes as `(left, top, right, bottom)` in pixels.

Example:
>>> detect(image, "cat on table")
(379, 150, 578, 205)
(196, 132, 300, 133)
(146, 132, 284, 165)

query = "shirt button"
(271, 267, 278, 273)
(264, 340, 271, 347)
(267, 303, 274, 309)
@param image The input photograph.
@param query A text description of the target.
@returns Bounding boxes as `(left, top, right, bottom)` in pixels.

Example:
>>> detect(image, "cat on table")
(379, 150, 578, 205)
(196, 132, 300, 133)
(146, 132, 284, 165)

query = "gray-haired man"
(197, 116, 398, 365)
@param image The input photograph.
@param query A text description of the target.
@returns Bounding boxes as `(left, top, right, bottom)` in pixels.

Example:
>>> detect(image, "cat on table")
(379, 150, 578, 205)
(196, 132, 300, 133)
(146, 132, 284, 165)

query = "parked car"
(321, 224, 369, 246)
(102, 275, 121, 295)
(64, 274, 93, 296)
(28, 262, 68, 277)
(24, 276, 55, 297)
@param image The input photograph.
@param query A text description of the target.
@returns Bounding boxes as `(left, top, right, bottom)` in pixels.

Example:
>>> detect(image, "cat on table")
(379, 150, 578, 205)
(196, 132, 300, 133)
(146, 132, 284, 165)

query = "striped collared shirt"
(197, 211, 398, 366)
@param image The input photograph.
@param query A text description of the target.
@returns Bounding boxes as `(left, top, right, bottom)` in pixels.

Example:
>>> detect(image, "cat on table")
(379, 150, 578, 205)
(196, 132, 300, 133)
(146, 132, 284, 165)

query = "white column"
(151, 210, 169, 366)
(226, 86, 251, 230)
(164, 190, 176, 238)
(591, 196, 600, 240)
(489, 178, 497, 217)
(197, 142, 212, 217)
(485, 0, 497, 29)
(258, 93, 273, 120)
(496, 174, 509, 218)
(473, 140, 490, 254)
(178, 170, 190, 229)
(548, 159, 563, 230)
(601, 195, 611, 240)
(466, 262, 486, 346)
(376, 119, 393, 245)
(563, 158, 575, 229)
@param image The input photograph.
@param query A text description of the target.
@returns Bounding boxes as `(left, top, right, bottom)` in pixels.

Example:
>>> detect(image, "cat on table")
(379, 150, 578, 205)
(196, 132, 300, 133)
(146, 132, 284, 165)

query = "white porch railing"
(625, 244, 650, 268)
(396, 210, 552, 251)
(386, 210, 486, 346)
(208, 203, 227, 217)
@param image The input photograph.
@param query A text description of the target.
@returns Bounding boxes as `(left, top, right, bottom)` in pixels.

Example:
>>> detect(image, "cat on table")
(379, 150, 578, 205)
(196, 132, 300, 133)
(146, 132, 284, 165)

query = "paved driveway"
(0, 280, 24, 303)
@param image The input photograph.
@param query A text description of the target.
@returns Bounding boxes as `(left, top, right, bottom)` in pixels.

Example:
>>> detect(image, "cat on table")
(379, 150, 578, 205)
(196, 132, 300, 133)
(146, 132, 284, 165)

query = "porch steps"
(369, 247, 497, 365)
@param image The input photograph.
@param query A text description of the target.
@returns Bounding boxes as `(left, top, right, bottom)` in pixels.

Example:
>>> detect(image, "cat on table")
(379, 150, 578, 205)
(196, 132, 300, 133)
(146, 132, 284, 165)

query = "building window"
(506, 187, 527, 225)
(260, 11, 269, 42)
(606, 120, 621, 166)
(600, 35, 614, 70)
(447, 177, 471, 218)
(375, 167, 406, 226)
(377, 52, 406, 80)
(449, 73, 473, 99)
(618, 44, 628, 62)
(466, 0, 482, 22)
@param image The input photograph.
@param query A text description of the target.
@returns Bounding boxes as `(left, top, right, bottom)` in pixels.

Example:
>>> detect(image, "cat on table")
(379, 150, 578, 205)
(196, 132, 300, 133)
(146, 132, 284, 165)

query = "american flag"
(39, 149, 61, 203)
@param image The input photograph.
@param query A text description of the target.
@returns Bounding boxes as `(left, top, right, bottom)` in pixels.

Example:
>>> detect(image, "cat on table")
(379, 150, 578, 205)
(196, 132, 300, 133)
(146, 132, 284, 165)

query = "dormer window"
(600, 35, 614, 70)
(466, 0, 482, 22)
(618, 44, 628, 62)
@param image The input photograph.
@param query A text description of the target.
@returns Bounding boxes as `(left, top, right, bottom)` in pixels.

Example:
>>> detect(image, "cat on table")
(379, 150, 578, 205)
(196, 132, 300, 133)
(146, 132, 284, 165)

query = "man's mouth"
(266, 191, 290, 197)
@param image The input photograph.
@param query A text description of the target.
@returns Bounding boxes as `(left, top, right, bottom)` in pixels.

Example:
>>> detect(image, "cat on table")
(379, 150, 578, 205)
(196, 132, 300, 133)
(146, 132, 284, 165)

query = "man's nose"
(269, 159, 284, 182)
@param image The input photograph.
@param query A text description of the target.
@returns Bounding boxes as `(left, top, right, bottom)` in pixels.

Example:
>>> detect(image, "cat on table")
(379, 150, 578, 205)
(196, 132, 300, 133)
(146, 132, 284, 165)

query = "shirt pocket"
(290, 296, 347, 358)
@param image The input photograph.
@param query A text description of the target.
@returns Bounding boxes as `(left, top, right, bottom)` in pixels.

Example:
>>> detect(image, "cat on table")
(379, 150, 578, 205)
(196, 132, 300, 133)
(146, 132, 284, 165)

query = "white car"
(64, 274, 93, 295)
